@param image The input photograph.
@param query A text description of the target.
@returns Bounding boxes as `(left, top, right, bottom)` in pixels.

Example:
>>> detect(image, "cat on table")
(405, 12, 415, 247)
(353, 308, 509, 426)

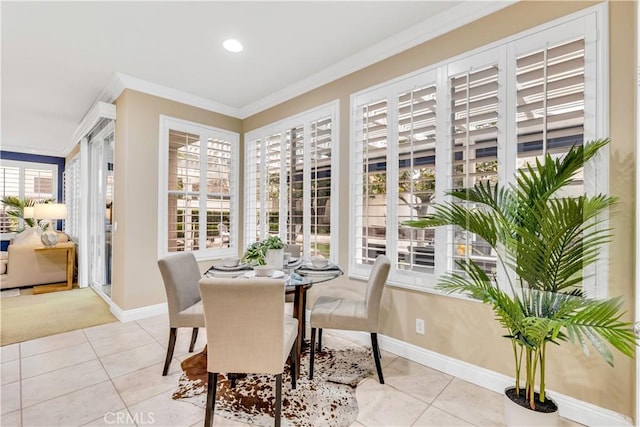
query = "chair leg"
(275, 373, 282, 427)
(317, 328, 323, 352)
(309, 328, 316, 380)
(189, 328, 199, 352)
(205, 372, 217, 427)
(371, 333, 384, 384)
(163, 327, 177, 376)
(290, 339, 297, 389)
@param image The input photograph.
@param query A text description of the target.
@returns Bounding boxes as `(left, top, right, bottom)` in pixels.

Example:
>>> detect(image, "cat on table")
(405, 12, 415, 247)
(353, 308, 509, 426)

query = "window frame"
(349, 4, 608, 298)
(0, 159, 58, 239)
(244, 100, 340, 262)
(158, 115, 240, 261)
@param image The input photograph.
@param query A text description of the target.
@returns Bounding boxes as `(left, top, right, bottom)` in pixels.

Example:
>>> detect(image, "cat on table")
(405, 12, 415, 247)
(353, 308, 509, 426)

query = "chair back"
(365, 255, 391, 328)
(199, 278, 286, 374)
(157, 252, 202, 324)
(284, 244, 301, 258)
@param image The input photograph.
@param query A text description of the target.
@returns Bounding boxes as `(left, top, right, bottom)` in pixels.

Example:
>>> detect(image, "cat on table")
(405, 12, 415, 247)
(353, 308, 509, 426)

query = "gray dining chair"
(308, 255, 390, 383)
(157, 252, 206, 376)
(199, 277, 298, 427)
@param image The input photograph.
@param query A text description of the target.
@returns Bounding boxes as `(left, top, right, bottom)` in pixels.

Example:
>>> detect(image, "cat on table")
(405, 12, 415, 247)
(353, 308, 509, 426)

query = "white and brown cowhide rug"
(172, 343, 374, 427)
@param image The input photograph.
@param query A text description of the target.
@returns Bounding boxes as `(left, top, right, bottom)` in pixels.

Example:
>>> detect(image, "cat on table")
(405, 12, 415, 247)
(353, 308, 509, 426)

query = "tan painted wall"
(243, 0, 637, 418)
(107, 0, 636, 418)
(112, 90, 242, 311)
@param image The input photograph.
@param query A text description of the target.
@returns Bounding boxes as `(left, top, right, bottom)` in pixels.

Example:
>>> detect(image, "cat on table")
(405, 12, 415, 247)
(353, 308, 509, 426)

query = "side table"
(33, 243, 76, 294)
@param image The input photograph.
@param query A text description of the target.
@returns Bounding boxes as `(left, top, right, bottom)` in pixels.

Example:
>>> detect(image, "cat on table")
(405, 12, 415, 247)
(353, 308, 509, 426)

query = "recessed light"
(223, 39, 243, 53)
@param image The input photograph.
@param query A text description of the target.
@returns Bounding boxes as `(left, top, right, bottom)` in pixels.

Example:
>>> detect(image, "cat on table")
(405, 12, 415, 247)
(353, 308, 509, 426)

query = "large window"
(350, 7, 604, 295)
(245, 101, 338, 260)
(0, 160, 57, 236)
(159, 117, 239, 260)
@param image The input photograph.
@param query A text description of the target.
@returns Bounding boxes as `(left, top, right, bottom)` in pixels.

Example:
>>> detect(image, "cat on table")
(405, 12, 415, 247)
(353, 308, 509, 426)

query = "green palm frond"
(407, 140, 636, 406)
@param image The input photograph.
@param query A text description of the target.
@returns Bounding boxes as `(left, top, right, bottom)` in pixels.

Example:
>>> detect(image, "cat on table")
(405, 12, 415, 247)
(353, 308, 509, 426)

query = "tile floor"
(0, 313, 582, 427)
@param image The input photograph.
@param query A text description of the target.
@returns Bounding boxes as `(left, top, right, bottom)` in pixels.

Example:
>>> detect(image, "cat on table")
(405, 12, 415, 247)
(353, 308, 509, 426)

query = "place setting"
(205, 257, 252, 277)
(295, 255, 342, 276)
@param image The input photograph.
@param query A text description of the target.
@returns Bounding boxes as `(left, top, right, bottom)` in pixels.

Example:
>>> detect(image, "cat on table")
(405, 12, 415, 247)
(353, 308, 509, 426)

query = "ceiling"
(2, 1, 508, 157)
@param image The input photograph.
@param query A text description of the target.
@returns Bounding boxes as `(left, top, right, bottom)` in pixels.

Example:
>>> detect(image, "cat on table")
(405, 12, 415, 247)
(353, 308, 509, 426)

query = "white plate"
(244, 270, 286, 279)
(212, 263, 249, 271)
(206, 270, 247, 277)
(297, 269, 339, 276)
(301, 263, 337, 271)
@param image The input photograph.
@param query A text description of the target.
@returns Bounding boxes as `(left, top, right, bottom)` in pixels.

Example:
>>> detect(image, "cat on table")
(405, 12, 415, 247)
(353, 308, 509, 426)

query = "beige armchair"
(308, 255, 390, 384)
(198, 277, 298, 427)
(0, 231, 73, 290)
(157, 252, 206, 376)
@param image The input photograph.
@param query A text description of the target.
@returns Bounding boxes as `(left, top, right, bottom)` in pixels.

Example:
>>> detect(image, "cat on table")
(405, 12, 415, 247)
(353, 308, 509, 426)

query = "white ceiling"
(1, 1, 508, 157)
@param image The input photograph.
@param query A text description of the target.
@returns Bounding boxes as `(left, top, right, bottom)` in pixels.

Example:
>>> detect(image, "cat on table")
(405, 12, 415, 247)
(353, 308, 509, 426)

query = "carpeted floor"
(0, 287, 117, 345)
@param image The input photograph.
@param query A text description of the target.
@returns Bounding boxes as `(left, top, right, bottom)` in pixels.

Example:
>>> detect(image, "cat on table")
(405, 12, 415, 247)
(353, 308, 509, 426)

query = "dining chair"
(284, 243, 301, 258)
(157, 252, 206, 376)
(218, 223, 230, 247)
(199, 277, 298, 427)
(308, 255, 390, 383)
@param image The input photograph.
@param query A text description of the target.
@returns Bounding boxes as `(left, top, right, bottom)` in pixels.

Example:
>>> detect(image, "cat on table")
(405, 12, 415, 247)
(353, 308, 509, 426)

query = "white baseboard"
(109, 301, 168, 323)
(329, 329, 633, 427)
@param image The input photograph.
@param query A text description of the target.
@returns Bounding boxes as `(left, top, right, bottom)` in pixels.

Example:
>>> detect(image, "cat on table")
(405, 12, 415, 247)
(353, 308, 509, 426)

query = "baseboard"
(109, 301, 168, 323)
(329, 329, 633, 427)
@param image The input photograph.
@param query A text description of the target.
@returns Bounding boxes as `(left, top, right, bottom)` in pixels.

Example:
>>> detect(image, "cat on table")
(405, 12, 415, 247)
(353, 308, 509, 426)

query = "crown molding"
(237, 0, 517, 119)
(86, 1, 515, 123)
(115, 73, 242, 118)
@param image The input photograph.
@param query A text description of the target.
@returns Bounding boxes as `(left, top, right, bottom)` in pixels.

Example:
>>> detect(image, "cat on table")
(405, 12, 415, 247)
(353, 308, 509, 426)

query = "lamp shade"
(23, 206, 35, 219)
(34, 203, 67, 220)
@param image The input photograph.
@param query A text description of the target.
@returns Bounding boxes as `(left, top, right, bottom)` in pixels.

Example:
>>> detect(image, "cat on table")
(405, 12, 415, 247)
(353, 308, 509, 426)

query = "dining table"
(205, 257, 344, 378)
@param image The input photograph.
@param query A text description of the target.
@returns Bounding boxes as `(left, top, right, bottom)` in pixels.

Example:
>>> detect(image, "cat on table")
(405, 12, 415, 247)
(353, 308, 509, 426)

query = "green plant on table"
(242, 236, 284, 265)
(0, 196, 51, 232)
(404, 139, 636, 412)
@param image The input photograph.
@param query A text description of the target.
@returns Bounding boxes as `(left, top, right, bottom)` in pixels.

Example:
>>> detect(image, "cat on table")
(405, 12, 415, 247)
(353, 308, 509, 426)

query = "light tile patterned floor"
(0, 313, 583, 427)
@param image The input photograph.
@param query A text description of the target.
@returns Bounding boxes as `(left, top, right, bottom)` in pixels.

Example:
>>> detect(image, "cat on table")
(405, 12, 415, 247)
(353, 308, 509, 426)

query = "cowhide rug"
(172, 343, 374, 426)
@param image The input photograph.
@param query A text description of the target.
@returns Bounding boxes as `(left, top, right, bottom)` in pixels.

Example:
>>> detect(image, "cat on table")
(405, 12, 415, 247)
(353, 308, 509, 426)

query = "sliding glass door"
(88, 123, 114, 298)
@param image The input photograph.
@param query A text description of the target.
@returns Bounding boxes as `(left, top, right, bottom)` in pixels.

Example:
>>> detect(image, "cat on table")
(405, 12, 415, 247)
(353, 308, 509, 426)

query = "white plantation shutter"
(516, 38, 586, 196)
(308, 116, 333, 258)
(64, 157, 81, 238)
(244, 102, 338, 260)
(0, 166, 20, 233)
(396, 84, 437, 273)
(353, 98, 389, 268)
(349, 8, 604, 293)
(160, 117, 239, 260)
(0, 161, 58, 235)
(449, 64, 499, 275)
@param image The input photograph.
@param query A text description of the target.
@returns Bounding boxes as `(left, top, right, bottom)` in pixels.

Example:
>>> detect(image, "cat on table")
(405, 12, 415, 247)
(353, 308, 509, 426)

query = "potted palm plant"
(404, 139, 636, 425)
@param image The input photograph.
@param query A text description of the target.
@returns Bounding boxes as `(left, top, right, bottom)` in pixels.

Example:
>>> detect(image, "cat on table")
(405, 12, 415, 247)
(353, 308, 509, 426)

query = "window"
(159, 117, 239, 260)
(64, 155, 80, 239)
(245, 101, 338, 260)
(0, 160, 57, 236)
(350, 6, 605, 295)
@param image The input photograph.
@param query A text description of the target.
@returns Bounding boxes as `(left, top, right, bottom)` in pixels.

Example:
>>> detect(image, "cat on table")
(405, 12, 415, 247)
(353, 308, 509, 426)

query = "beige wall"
(242, 0, 637, 418)
(112, 90, 242, 310)
(109, 0, 637, 419)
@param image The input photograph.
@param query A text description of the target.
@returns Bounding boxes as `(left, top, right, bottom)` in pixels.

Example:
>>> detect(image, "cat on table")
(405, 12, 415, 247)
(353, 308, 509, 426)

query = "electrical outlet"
(415, 318, 425, 335)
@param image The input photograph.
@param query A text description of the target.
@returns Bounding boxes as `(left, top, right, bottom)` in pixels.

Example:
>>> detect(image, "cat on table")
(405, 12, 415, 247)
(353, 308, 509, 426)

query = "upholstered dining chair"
(199, 277, 298, 427)
(308, 255, 391, 384)
(157, 252, 206, 376)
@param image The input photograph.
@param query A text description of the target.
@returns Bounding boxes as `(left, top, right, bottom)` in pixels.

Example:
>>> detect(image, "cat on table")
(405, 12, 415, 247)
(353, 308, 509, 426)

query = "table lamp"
(34, 203, 66, 246)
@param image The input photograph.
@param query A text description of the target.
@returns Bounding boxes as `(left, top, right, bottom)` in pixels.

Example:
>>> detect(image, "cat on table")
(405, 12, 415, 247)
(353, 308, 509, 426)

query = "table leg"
(293, 286, 306, 379)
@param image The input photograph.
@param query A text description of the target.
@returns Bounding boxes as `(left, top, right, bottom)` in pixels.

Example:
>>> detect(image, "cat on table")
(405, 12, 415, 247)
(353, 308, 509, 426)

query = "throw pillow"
(12, 227, 42, 246)
(0, 259, 6, 274)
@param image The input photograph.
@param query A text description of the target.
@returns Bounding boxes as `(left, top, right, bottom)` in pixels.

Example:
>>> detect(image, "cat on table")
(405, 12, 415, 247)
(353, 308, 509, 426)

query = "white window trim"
(348, 4, 608, 298)
(244, 100, 340, 263)
(0, 159, 58, 240)
(158, 115, 240, 261)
